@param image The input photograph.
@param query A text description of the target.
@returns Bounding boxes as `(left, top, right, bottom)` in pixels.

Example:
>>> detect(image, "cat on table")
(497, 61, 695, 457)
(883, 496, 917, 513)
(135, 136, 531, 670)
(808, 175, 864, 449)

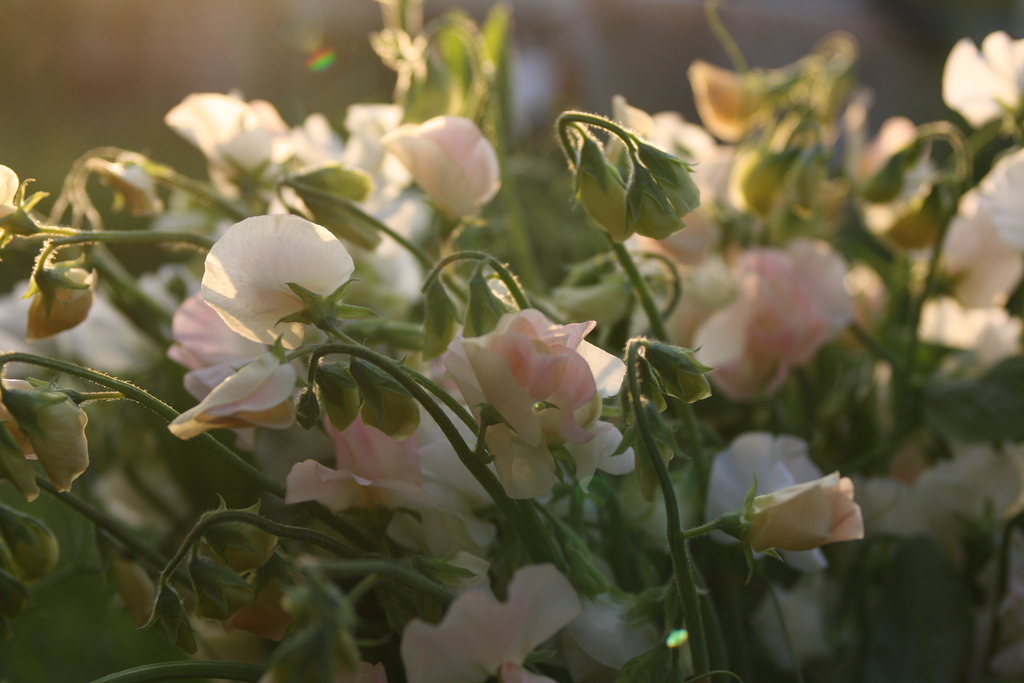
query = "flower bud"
(729, 146, 799, 216)
(745, 473, 864, 552)
(644, 341, 714, 404)
(552, 276, 631, 329)
(1, 379, 90, 493)
(25, 265, 96, 341)
(688, 60, 763, 142)
(315, 362, 363, 432)
(576, 134, 630, 242)
(189, 554, 256, 621)
(203, 504, 279, 574)
(0, 505, 58, 583)
(350, 359, 420, 440)
(294, 386, 321, 430)
(881, 184, 952, 250)
(146, 580, 198, 653)
(859, 141, 923, 204)
(107, 555, 157, 628)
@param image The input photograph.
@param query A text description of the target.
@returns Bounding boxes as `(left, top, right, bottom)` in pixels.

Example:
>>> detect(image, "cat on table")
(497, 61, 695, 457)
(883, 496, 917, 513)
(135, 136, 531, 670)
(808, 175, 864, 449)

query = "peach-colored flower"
(746, 472, 863, 552)
(400, 564, 581, 683)
(383, 116, 500, 218)
(168, 352, 296, 440)
(693, 239, 852, 401)
(201, 214, 355, 347)
(25, 268, 96, 341)
(445, 309, 632, 499)
(687, 60, 762, 143)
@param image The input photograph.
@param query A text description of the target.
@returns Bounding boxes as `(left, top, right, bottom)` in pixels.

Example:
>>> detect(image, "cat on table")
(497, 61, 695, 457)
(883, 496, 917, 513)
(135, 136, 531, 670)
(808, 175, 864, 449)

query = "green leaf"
(922, 355, 1024, 443)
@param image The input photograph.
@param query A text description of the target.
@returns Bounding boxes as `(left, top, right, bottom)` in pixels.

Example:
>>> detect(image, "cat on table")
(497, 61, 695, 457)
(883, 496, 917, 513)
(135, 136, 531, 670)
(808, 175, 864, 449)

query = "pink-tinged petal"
(566, 425, 634, 491)
(169, 293, 265, 371)
(284, 460, 368, 509)
(487, 331, 567, 401)
(501, 564, 583, 662)
(575, 339, 626, 397)
(326, 417, 422, 486)
(464, 344, 542, 446)
(486, 424, 557, 500)
(202, 215, 355, 347)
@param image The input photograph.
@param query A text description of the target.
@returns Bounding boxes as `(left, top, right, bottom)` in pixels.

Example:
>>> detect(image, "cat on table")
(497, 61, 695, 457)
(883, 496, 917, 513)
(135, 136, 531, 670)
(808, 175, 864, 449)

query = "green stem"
(148, 166, 249, 222)
(283, 179, 434, 271)
(626, 340, 710, 679)
(704, 0, 749, 73)
(421, 250, 530, 311)
(158, 510, 358, 584)
(306, 343, 565, 570)
(556, 112, 640, 169)
(610, 239, 670, 340)
(37, 230, 213, 255)
(315, 559, 455, 607)
(36, 478, 170, 574)
(88, 661, 263, 683)
(681, 519, 720, 541)
(0, 352, 368, 548)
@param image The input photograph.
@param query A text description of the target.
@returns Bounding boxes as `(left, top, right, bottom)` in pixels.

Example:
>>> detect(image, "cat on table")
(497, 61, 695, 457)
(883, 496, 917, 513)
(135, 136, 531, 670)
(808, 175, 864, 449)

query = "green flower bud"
(626, 156, 700, 241)
(860, 140, 923, 204)
(203, 503, 279, 574)
(882, 184, 951, 250)
(189, 554, 256, 622)
(146, 581, 198, 654)
(290, 164, 380, 250)
(576, 134, 630, 242)
(315, 362, 363, 432)
(729, 146, 799, 216)
(0, 505, 59, 583)
(644, 341, 714, 404)
(295, 386, 321, 430)
(350, 359, 420, 440)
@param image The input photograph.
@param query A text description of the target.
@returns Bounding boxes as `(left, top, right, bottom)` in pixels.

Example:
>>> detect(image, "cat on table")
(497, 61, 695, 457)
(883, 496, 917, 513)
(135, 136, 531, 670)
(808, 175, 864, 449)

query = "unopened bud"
(25, 266, 96, 341)
(0, 505, 58, 583)
(315, 362, 363, 432)
(576, 134, 630, 242)
(189, 554, 256, 621)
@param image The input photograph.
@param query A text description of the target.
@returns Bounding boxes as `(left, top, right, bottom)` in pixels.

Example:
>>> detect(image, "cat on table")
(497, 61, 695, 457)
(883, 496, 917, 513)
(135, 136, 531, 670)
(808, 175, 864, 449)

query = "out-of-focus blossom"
(287, 113, 346, 169)
(918, 296, 1022, 366)
(202, 214, 355, 347)
(746, 472, 863, 552)
(560, 594, 660, 683)
(25, 268, 96, 342)
(285, 418, 494, 556)
(382, 116, 500, 219)
(85, 157, 164, 216)
(0, 165, 18, 220)
(707, 432, 839, 570)
(445, 309, 632, 499)
(976, 148, 1024, 252)
(1, 379, 90, 497)
(943, 190, 1024, 307)
(168, 352, 296, 440)
(165, 93, 289, 194)
(751, 574, 833, 671)
(693, 239, 852, 402)
(400, 564, 581, 683)
(344, 104, 410, 190)
(942, 31, 1024, 128)
(844, 263, 887, 329)
(687, 60, 763, 142)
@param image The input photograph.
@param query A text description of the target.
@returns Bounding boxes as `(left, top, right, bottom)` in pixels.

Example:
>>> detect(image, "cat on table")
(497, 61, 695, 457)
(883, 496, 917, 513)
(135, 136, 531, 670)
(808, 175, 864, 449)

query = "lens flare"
(305, 47, 336, 73)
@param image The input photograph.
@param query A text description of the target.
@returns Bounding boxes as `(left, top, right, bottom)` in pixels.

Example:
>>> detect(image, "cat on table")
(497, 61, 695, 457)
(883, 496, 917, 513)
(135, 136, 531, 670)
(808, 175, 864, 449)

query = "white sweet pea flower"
(918, 296, 1022, 366)
(201, 214, 355, 347)
(1, 165, 20, 220)
(943, 190, 1024, 307)
(400, 564, 581, 683)
(168, 351, 297, 440)
(383, 116, 500, 219)
(976, 147, 1024, 252)
(942, 31, 1024, 129)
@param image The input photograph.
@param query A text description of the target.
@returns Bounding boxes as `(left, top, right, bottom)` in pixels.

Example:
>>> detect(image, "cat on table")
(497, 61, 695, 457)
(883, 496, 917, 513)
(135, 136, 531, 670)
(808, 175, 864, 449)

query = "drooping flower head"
(202, 214, 355, 348)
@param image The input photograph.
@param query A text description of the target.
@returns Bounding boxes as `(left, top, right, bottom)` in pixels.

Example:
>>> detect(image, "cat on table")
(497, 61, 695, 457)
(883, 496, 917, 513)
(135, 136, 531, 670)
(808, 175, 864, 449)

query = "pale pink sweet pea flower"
(942, 31, 1024, 129)
(445, 309, 632, 499)
(746, 472, 863, 552)
(942, 190, 1024, 307)
(400, 564, 581, 683)
(285, 418, 494, 556)
(707, 432, 838, 570)
(202, 214, 355, 348)
(976, 147, 1024, 252)
(168, 352, 296, 440)
(693, 239, 852, 402)
(168, 293, 265, 380)
(382, 116, 500, 219)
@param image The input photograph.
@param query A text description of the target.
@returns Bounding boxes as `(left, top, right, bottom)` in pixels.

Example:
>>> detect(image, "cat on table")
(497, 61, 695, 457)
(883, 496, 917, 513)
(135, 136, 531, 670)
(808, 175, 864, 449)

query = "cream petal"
(486, 424, 556, 500)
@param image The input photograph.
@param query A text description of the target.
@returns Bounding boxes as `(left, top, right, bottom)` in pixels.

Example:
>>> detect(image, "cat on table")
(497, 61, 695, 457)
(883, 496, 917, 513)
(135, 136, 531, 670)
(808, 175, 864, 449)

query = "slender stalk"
(626, 340, 710, 678)
(88, 661, 264, 683)
(704, 0, 748, 73)
(157, 510, 358, 584)
(283, 179, 434, 271)
(681, 519, 721, 541)
(306, 343, 565, 570)
(610, 239, 670, 340)
(39, 230, 214, 253)
(36, 478, 170, 574)
(315, 559, 455, 607)
(420, 250, 530, 311)
(556, 112, 640, 169)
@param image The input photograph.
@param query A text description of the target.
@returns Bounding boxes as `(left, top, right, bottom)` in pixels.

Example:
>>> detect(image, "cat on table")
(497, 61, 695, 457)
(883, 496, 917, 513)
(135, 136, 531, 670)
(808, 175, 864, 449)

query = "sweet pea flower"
(707, 432, 847, 570)
(201, 215, 355, 347)
(168, 352, 297, 440)
(286, 417, 494, 556)
(382, 116, 500, 219)
(975, 147, 1024, 252)
(942, 190, 1024, 307)
(445, 309, 632, 499)
(746, 472, 863, 553)
(942, 31, 1024, 129)
(25, 268, 96, 341)
(400, 564, 581, 683)
(918, 296, 1022, 366)
(687, 60, 763, 143)
(693, 239, 852, 402)
(1, 165, 20, 221)
(84, 157, 164, 217)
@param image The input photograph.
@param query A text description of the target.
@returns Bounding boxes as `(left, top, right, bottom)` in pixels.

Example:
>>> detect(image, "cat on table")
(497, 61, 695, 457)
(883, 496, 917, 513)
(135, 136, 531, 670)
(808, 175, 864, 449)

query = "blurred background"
(1, 0, 1022, 193)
